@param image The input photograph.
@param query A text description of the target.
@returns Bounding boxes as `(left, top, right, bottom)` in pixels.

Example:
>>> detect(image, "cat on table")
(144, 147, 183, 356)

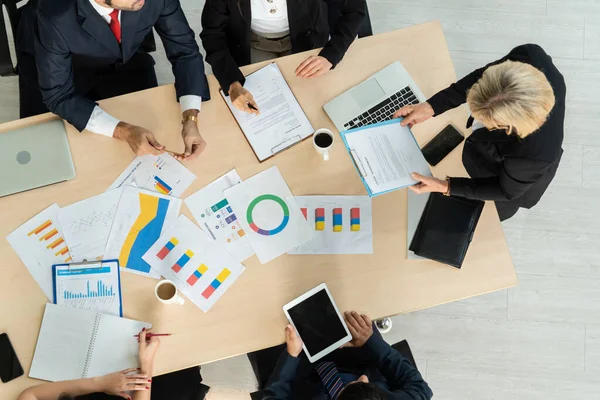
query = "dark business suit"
(261, 334, 433, 400)
(427, 44, 565, 221)
(16, 0, 209, 131)
(200, 0, 366, 94)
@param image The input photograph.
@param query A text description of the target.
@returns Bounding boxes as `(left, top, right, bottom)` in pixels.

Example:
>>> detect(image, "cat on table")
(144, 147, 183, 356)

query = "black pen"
(247, 102, 259, 112)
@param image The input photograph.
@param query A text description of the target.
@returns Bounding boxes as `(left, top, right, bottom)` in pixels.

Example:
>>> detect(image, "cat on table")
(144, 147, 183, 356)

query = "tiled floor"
(1, 1, 599, 398)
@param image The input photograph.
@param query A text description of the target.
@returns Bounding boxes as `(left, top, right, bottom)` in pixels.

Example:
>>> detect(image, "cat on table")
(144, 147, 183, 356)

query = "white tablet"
(282, 283, 352, 363)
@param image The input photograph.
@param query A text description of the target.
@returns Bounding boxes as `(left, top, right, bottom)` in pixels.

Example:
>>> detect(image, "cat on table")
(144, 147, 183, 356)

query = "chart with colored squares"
(6, 204, 73, 301)
(109, 154, 196, 197)
(104, 187, 181, 279)
(223, 166, 313, 264)
(142, 215, 245, 312)
(289, 196, 373, 255)
(185, 169, 255, 263)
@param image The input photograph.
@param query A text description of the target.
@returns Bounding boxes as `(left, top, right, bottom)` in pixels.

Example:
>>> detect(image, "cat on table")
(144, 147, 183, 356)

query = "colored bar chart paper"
(7, 204, 74, 301)
(333, 208, 343, 232)
(186, 264, 208, 286)
(351, 208, 361, 231)
(315, 208, 325, 231)
(141, 215, 246, 312)
(109, 154, 196, 197)
(172, 250, 194, 273)
(154, 176, 173, 195)
(301, 208, 307, 219)
(202, 268, 231, 299)
(157, 237, 179, 260)
(288, 196, 373, 255)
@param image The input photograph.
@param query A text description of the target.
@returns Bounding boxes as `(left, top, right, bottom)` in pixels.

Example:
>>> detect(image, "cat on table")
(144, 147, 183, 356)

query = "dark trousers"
(248, 324, 384, 390)
(17, 50, 158, 119)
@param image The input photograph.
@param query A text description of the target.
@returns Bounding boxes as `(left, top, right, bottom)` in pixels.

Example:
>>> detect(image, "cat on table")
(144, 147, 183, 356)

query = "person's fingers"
(345, 311, 361, 331)
(411, 172, 427, 182)
(185, 141, 205, 161)
(310, 68, 329, 78)
(353, 311, 369, 330)
(341, 342, 356, 348)
(125, 374, 149, 380)
(139, 328, 147, 343)
(248, 98, 260, 115)
(122, 368, 139, 375)
(127, 383, 151, 390)
(297, 58, 319, 77)
(145, 134, 164, 151)
(303, 64, 323, 78)
(116, 392, 131, 400)
(298, 60, 320, 78)
(360, 314, 372, 327)
(408, 185, 419, 193)
(345, 317, 360, 338)
(295, 56, 315, 75)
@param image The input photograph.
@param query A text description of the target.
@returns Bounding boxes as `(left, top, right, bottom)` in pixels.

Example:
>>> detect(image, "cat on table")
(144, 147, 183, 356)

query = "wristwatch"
(444, 177, 451, 196)
(182, 115, 198, 125)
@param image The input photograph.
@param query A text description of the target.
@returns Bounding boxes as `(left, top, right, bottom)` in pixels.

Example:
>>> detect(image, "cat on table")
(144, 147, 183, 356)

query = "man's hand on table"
(342, 311, 373, 348)
(177, 109, 206, 162)
(229, 81, 260, 115)
(285, 324, 303, 358)
(114, 122, 165, 156)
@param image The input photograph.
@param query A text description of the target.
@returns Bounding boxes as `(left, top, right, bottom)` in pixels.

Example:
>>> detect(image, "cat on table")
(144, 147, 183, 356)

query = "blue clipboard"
(339, 118, 423, 197)
(52, 259, 124, 317)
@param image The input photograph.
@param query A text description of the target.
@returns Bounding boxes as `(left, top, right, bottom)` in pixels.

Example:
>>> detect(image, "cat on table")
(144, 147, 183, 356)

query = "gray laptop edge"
(323, 61, 426, 132)
(0, 119, 76, 197)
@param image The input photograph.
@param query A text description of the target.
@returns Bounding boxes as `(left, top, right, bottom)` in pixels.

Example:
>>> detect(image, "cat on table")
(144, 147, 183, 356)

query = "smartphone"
(421, 124, 465, 166)
(0, 333, 24, 383)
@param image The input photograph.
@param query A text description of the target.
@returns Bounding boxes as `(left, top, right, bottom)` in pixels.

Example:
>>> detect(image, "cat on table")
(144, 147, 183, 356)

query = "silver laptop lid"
(0, 119, 76, 197)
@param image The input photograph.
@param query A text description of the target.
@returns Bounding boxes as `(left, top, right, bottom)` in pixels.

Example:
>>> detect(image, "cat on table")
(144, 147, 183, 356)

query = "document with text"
(340, 119, 431, 197)
(221, 63, 314, 161)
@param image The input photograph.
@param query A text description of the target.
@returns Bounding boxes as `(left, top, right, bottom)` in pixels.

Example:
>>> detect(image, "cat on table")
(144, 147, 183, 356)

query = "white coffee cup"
(313, 128, 335, 161)
(155, 280, 185, 305)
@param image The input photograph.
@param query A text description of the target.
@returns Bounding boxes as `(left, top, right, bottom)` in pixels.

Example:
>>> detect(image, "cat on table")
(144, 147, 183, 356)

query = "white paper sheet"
(221, 63, 314, 161)
(109, 153, 196, 197)
(224, 166, 312, 264)
(185, 170, 254, 263)
(343, 120, 431, 196)
(104, 187, 181, 278)
(288, 196, 373, 255)
(58, 189, 123, 262)
(142, 215, 245, 312)
(7, 204, 72, 300)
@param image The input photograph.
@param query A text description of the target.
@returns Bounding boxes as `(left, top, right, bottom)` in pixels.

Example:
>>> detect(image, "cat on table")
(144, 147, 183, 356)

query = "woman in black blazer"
(395, 44, 565, 221)
(201, 0, 366, 113)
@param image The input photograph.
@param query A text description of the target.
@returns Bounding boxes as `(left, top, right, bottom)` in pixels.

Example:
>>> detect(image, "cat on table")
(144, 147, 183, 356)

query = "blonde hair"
(467, 60, 555, 138)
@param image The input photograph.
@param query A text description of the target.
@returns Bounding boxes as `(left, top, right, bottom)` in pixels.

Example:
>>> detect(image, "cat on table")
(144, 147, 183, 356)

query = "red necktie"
(109, 9, 121, 43)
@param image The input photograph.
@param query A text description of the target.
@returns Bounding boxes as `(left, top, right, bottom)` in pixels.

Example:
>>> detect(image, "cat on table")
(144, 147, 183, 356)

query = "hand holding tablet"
(283, 283, 352, 362)
(342, 312, 374, 348)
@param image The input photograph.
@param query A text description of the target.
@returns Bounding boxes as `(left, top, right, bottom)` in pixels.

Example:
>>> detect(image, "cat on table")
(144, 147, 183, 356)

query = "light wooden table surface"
(0, 21, 517, 397)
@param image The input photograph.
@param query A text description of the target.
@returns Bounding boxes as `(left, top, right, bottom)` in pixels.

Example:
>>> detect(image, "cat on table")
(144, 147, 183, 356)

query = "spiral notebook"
(29, 304, 151, 382)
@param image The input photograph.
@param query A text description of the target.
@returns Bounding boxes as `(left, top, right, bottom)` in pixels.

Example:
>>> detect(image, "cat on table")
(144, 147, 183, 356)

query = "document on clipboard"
(221, 63, 314, 162)
(340, 119, 431, 197)
(52, 259, 123, 317)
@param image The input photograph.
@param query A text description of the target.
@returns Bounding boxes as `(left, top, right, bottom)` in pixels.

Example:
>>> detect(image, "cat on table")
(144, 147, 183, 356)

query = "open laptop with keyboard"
(324, 61, 426, 132)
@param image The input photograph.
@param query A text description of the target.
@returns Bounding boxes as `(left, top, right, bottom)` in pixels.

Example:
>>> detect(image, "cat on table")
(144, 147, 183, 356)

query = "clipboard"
(220, 62, 315, 162)
(52, 259, 123, 317)
(340, 118, 429, 197)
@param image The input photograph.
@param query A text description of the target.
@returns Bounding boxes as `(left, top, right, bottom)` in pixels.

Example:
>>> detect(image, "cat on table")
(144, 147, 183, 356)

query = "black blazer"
(427, 44, 565, 209)
(17, 0, 209, 132)
(263, 335, 433, 400)
(200, 0, 366, 94)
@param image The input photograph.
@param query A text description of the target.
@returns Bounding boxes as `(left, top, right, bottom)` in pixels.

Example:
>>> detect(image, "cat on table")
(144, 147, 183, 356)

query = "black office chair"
(0, 0, 157, 78)
(327, 0, 374, 39)
(248, 339, 419, 399)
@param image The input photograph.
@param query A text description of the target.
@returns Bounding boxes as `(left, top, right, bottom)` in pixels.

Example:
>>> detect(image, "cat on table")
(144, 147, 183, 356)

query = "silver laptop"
(0, 119, 76, 197)
(324, 61, 426, 132)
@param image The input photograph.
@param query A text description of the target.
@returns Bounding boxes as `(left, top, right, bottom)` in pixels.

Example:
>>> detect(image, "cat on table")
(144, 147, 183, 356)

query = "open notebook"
(30, 304, 151, 382)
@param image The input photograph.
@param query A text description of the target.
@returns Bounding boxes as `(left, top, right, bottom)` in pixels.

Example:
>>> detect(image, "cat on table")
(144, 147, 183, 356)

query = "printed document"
(221, 63, 314, 161)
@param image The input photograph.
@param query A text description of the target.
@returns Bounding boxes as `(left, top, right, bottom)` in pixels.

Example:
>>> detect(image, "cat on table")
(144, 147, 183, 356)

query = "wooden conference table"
(0, 21, 517, 397)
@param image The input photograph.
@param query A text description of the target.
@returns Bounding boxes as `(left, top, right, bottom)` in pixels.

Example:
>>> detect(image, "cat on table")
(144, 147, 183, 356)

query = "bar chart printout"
(54, 261, 122, 317)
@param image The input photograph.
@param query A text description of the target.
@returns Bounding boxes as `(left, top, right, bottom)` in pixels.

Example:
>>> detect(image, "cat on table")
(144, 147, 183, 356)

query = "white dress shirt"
(250, 0, 289, 36)
(85, 0, 201, 137)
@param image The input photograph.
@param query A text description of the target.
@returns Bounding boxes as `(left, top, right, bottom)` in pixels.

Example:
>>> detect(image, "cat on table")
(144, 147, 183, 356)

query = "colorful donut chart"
(247, 194, 290, 236)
